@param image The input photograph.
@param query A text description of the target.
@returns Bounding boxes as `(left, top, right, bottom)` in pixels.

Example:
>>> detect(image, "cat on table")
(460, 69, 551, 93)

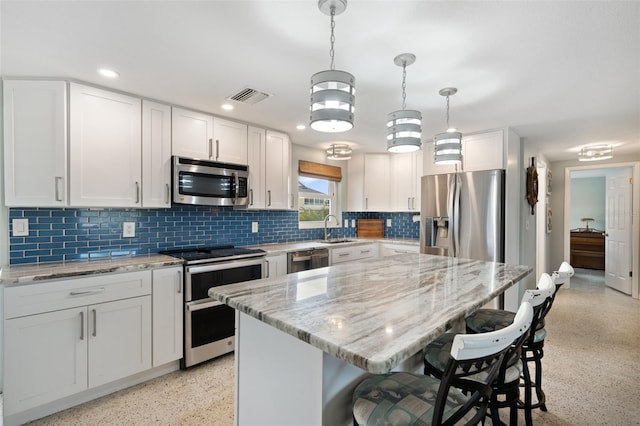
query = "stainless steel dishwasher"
(287, 248, 329, 273)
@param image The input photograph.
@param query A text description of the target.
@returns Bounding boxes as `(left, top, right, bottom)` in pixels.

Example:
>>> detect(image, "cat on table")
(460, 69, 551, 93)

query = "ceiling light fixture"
(296, 124, 307, 130)
(310, 0, 355, 133)
(387, 53, 422, 153)
(326, 143, 352, 160)
(434, 87, 462, 165)
(578, 144, 613, 161)
(98, 68, 119, 78)
(221, 103, 234, 111)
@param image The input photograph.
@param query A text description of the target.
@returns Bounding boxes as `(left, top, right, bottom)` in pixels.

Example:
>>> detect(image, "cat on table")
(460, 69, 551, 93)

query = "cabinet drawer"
(4, 271, 152, 319)
(331, 244, 378, 264)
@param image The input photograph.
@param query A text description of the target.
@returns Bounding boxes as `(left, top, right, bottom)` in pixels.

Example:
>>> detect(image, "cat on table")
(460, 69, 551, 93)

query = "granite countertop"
(252, 238, 418, 255)
(210, 253, 531, 374)
(0, 254, 183, 285)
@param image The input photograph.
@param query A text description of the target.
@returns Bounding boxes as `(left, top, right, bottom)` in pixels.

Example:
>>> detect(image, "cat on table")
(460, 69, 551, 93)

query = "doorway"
(563, 162, 639, 298)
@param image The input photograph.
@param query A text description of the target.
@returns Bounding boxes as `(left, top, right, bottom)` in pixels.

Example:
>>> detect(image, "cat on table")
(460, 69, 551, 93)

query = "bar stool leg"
(520, 354, 534, 426)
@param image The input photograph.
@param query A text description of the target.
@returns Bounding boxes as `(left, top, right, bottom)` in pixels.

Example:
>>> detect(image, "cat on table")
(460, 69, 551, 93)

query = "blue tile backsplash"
(8, 207, 420, 264)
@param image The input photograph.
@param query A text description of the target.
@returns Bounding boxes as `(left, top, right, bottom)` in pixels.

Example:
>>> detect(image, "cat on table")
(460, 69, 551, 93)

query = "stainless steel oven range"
(160, 246, 266, 368)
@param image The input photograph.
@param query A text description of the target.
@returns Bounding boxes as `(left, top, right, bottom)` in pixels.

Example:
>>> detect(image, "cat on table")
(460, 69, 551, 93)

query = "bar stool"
(423, 275, 554, 426)
(351, 302, 533, 426)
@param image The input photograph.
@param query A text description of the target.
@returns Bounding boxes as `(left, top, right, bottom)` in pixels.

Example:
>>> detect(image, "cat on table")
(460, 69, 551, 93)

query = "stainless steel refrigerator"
(420, 170, 505, 263)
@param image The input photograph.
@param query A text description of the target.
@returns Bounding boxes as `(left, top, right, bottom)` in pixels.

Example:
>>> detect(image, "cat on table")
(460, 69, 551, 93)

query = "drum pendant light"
(387, 53, 422, 153)
(310, 0, 355, 133)
(434, 87, 462, 164)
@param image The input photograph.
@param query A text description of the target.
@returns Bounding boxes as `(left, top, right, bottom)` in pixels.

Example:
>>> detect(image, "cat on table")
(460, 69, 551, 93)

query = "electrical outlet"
(12, 218, 29, 236)
(344, 220, 348, 228)
(251, 222, 259, 233)
(351, 219, 355, 228)
(386, 219, 392, 227)
(123, 222, 136, 238)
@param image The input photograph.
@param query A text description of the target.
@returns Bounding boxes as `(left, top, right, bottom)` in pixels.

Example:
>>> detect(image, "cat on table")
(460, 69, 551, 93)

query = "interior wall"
(570, 176, 605, 231)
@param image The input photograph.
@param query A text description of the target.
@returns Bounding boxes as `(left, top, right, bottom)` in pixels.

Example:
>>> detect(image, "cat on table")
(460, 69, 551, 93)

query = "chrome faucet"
(323, 214, 339, 241)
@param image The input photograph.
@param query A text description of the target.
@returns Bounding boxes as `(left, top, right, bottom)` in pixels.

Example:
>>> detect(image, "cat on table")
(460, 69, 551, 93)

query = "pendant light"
(433, 87, 462, 164)
(578, 144, 613, 161)
(387, 53, 422, 153)
(310, 0, 355, 133)
(326, 143, 352, 160)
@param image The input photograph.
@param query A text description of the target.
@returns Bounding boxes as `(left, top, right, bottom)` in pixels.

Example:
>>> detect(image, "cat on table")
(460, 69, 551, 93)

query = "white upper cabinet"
(390, 151, 422, 211)
(172, 108, 247, 165)
(264, 130, 291, 210)
(213, 117, 248, 165)
(363, 154, 390, 211)
(69, 83, 142, 207)
(3, 80, 68, 206)
(171, 107, 214, 160)
(142, 100, 172, 208)
(247, 126, 267, 209)
(423, 130, 505, 175)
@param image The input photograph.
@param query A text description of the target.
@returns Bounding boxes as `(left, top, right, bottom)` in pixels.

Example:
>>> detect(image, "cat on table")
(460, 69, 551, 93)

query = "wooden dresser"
(570, 231, 605, 270)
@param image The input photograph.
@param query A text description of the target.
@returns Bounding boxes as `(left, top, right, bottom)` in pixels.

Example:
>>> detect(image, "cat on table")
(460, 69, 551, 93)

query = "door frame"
(563, 161, 639, 298)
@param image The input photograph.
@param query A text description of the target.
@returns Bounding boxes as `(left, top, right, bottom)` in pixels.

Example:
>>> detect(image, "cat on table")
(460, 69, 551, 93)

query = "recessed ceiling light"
(221, 103, 234, 111)
(98, 68, 119, 78)
(296, 124, 306, 130)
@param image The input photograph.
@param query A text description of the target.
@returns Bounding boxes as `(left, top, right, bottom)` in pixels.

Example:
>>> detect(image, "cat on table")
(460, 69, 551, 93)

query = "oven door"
(183, 257, 265, 368)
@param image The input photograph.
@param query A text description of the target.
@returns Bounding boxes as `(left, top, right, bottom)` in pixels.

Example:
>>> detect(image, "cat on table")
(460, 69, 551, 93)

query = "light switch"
(12, 218, 29, 237)
(252, 222, 259, 233)
(386, 219, 392, 227)
(123, 222, 136, 238)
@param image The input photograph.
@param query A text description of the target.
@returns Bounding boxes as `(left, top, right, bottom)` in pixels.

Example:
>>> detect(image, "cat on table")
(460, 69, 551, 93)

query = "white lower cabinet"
(152, 267, 184, 366)
(265, 253, 287, 278)
(2, 270, 154, 420)
(331, 243, 379, 265)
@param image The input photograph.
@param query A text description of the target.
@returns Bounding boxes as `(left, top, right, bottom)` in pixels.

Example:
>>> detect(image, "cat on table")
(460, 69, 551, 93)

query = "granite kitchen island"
(210, 253, 531, 426)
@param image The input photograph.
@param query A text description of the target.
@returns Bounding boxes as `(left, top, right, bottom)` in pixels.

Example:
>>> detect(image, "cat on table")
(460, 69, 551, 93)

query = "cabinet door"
(390, 153, 414, 211)
(247, 126, 266, 209)
(265, 130, 291, 210)
(213, 117, 248, 165)
(265, 253, 287, 278)
(171, 107, 214, 159)
(413, 151, 423, 211)
(142, 100, 172, 207)
(152, 267, 184, 366)
(88, 296, 152, 388)
(463, 130, 504, 172)
(347, 153, 365, 211)
(3, 307, 88, 415)
(3, 80, 68, 206)
(69, 83, 142, 207)
(363, 154, 389, 211)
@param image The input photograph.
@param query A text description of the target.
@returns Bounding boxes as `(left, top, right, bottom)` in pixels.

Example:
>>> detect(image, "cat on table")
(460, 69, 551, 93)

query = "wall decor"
(546, 170, 552, 194)
(547, 208, 553, 233)
(526, 157, 538, 215)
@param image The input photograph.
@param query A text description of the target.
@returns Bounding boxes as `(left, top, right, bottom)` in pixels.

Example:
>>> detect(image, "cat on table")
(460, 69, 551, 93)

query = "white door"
(605, 167, 633, 294)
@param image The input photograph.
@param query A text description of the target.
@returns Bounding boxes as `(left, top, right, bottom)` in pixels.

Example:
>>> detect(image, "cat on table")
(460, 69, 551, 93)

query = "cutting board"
(357, 219, 384, 238)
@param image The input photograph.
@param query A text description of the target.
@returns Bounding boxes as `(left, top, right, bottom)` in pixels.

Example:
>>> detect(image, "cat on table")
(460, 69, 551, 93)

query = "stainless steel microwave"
(172, 156, 249, 207)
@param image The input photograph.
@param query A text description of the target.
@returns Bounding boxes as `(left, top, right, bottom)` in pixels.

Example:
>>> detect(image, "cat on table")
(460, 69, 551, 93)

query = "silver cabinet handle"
(408, 197, 411, 210)
(216, 139, 220, 160)
(165, 183, 170, 205)
(412, 197, 416, 210)
(267, 190, 272, 207)
(70, 287, 106, 296)
(361, 249, 371, 254)
(290, 194, 294, 209)
(55, 176, 63, 202)
(365, 198, 369, 210)
(92, 309, 97, 337)
(208, 138, 213, 159)
(232, 172, 239, 205)
(80, 311, 84, 340)
(135, 181, 140, 204)
(177, 270, 182, 294)
(292, 255, 311, 262)
(265, 260, 271, 278)
(338, 252, 350, 257)
(249, 189, 254, 206)
(187, 298, 222, 312)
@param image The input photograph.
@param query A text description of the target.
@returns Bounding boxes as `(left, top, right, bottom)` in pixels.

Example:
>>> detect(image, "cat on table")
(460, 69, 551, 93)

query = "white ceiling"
(1, 0, 638, 162)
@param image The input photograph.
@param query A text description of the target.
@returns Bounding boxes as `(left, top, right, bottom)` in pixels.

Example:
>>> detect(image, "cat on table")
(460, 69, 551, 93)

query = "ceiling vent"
(227, 87, 272, 105)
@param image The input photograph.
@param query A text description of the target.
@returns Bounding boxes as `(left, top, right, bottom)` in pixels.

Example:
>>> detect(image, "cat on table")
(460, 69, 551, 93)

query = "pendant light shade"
(578, 144, 613, 161)
(310, 0, 355, 133)
(387, 53, 422, 153)
(434, 87, 462, 164)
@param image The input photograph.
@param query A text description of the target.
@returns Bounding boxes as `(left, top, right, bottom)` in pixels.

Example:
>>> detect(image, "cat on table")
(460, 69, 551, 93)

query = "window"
(298, 176, 338, 229)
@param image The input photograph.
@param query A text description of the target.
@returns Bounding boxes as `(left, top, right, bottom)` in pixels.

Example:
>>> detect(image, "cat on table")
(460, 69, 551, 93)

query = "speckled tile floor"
(4, 268, 639, 425)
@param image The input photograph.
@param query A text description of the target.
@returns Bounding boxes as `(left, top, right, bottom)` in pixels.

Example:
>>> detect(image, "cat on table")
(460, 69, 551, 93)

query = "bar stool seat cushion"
(465, 309, 515, 333)
(424, 333, 523, 384)
(352, 372, 478, 425)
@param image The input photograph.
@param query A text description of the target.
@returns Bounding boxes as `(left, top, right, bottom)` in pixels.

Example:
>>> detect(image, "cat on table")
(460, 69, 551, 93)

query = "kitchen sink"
(318, 238, 356, 244)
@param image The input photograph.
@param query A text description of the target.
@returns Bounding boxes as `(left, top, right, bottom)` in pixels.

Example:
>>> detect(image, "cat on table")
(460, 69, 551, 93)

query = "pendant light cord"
(401, 63, 407, 110)
(445, 95, 450, 129)
(329, 7, 336, 70)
